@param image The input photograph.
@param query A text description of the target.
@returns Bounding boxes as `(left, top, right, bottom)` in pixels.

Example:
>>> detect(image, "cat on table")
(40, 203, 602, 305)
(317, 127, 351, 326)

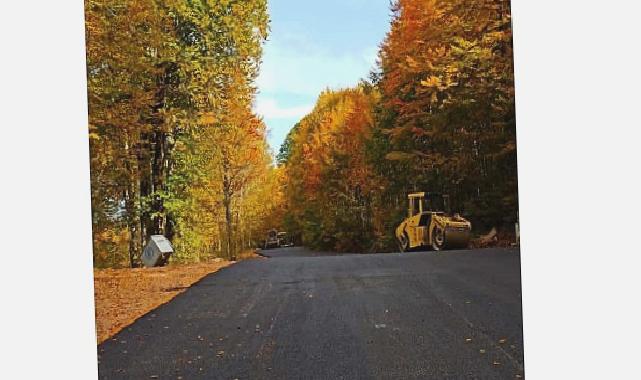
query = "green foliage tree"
(86, 0, 273, 267)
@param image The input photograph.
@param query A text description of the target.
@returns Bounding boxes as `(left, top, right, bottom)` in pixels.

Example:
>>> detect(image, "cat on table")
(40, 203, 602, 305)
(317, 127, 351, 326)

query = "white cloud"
(255, 98, 313, 120)
(254, 25, 384, 150)
(363, 46, 380, 70)
(257, 39, 375, 97)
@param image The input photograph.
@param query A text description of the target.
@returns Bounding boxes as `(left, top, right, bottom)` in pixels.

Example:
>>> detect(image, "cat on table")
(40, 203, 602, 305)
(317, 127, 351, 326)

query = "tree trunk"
(125, 185, 138, 268)
(124, 136, 140, 268)
(223, 192, 233, 260)
(140, 61, 179, 244)
(149, 129, 166, 236)
(222, 152, 234, 260)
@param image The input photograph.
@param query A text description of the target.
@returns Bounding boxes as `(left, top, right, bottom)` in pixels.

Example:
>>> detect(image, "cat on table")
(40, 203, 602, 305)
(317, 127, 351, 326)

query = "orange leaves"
(405, 56, 420, 70)
(93, 260, 232, 343)
(420, 76, 442, 88)
(276, 0, 518, 252)
(199, 112, 218, 125)
(281, 87, 381, 250)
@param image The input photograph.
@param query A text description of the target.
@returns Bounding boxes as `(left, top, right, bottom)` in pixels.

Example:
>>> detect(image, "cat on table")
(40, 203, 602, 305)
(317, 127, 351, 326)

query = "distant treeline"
(85, 0, 281, 267)
(278, 0, 518, 252)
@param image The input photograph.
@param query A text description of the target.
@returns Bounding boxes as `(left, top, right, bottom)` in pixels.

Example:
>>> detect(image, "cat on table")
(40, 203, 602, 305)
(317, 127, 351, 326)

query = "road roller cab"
(395, 192, 471, 251)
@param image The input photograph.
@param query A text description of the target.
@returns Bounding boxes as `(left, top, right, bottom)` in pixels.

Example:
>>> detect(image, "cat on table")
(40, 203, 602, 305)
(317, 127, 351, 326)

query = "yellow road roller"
(395, 192, 471, 251)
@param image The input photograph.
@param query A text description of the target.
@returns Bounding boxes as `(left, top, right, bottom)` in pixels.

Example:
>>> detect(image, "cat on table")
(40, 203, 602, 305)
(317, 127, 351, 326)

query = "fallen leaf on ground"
(93, 260, 234, 344)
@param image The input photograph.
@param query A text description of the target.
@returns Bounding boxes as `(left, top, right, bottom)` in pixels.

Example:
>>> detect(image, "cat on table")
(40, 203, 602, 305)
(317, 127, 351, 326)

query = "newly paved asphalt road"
(97, 247, 525, 379)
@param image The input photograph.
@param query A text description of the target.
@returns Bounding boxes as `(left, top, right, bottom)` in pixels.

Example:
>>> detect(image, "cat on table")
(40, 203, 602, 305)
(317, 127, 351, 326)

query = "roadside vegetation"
(279, 0, 517, 252)
(86, 0, 278, 267)
(87, 0, 517, 266)
(93, 254, 256, 343)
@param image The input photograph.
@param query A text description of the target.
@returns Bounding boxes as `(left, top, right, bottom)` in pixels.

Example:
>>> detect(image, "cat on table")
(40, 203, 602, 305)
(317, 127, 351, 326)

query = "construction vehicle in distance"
(264, 229, 280, 249)
(277, 231, 293, 247)
(395, 192, 472, 252)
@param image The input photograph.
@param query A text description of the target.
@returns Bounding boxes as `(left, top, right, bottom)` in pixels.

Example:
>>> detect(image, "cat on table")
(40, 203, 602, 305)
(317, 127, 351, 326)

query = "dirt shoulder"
(93, 254, 255, 344)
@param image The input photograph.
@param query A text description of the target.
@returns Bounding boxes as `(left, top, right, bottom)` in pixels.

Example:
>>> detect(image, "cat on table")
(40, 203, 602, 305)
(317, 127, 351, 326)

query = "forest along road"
(97, 247, 525, 379)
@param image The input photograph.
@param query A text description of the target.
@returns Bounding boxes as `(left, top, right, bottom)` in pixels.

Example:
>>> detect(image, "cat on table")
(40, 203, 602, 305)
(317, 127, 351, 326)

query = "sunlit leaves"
(86, 0, 271, 267)
(281, 0, 518, 252)
(375, 0, 518, 232)
(281, 87, 381, 251)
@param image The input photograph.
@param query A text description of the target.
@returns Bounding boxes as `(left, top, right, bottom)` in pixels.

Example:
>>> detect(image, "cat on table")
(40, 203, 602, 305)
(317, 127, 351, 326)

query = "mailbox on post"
(142, 235, 174, 268)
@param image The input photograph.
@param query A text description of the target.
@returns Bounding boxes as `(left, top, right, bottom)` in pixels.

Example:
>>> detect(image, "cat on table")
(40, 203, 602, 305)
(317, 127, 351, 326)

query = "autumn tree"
(85, 0, 272, 267)
(374, 0, 517, 233)
(281, 86, 382, 252)
(280, 0, 518, 252)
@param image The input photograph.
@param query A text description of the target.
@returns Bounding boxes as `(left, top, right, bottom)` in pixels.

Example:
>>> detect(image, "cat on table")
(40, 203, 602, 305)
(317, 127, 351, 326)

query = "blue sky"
(254, 0, 392, 154)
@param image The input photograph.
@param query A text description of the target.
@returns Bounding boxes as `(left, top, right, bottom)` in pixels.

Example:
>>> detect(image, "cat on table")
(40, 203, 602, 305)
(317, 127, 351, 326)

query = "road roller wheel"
(432, 227, 445, 251)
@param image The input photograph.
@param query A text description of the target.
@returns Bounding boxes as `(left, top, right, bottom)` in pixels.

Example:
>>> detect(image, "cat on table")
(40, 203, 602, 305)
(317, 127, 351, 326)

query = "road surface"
(97, 247, 525, 379)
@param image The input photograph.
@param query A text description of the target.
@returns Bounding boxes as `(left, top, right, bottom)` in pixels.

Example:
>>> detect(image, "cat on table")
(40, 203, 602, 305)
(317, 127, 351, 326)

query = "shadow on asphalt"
(257, 246, 341, 258)
(256, 245, 514, 259)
